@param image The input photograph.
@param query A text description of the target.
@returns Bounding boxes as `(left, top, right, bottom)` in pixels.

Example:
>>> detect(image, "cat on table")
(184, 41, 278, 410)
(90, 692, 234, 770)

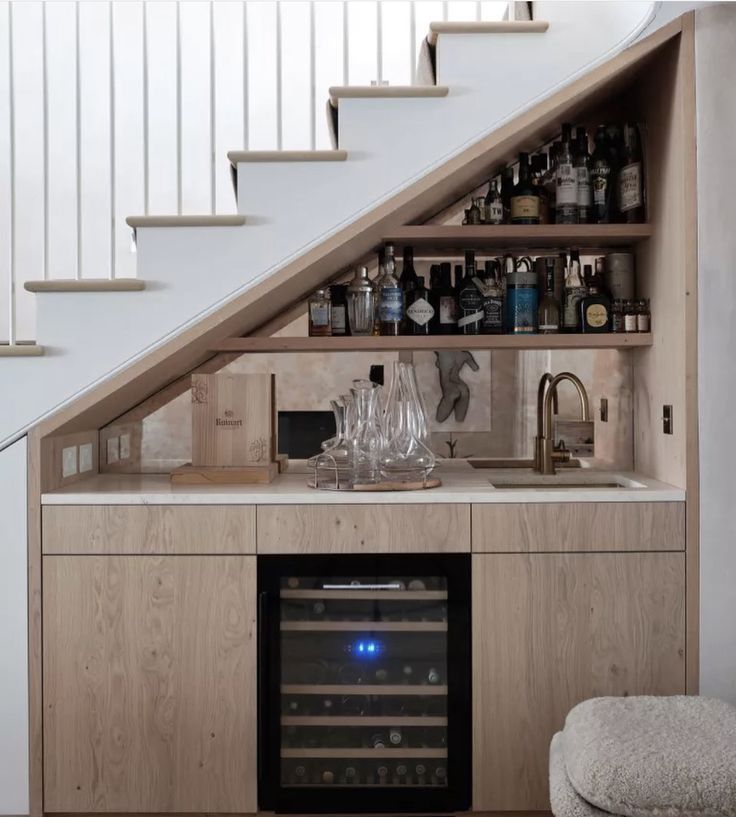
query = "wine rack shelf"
(281, 748, 448, 759)
(281, 621, 447, 632)
(384, 223, 653, 250)
(280, 590, 448, 601)
(212, 333, 652, 353)
(281, 716, 449, 727)
(281, 684, 449, 696)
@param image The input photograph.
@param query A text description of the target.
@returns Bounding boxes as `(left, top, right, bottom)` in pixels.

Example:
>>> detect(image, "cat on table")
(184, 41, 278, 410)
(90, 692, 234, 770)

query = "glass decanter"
(309, 397, 353, 489)
(350, 379, 383, 485)
(379, 362, 435, 482)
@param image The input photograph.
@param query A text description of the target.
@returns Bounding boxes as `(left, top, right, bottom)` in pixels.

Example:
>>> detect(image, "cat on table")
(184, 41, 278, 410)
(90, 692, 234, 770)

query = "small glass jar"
(623, 299, 638, 333)
(636, 298, 651, 332)
(308, 289, 332, 337)
(611, 299, 625, 333)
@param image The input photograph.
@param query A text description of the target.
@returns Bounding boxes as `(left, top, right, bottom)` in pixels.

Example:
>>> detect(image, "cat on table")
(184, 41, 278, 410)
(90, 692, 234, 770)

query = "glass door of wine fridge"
(258, 554, 471, 813)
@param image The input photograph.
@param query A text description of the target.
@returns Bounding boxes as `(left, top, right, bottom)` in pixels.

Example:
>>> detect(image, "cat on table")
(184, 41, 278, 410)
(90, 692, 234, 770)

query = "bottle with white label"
(619, 123, 644, 223)
(308, 289, 332, 337)
(457, 251, 483, 335)
(562, 250, 587, 332)
(484, 178, 504, 225)
(555, 123, 578, 224)
(376, 243, 403, 336)
(480, 259, 504, 335)
(405, 276, 434, 335)
(430, 262, 457, 335)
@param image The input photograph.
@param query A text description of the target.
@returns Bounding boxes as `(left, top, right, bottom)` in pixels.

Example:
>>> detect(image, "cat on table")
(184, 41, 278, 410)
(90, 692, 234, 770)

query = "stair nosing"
(0, 343, 45, 357)
(24, 279, 146, 293)
(125, 214, 246, 229)
(228, 150, 348, 165)
(428, 20, 549, 45)
(329, 85, 449, 106)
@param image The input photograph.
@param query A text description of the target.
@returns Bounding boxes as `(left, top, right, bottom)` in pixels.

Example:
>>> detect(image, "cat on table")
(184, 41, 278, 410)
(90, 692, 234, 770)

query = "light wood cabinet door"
(43, 556, 257, 813)
(472, 552, 686, 811)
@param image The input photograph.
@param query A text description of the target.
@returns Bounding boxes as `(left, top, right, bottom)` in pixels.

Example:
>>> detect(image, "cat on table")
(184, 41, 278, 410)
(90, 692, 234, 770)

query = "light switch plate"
(106, 436, 120, 464)
(79, 443, 94, 473)
(119, 433, 131, 460)
(62, 446, 78, 478)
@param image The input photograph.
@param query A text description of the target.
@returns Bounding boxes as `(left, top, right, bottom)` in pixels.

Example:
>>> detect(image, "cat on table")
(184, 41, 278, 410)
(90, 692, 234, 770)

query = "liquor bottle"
(429, 263, 440, 290)
(405, 275, 434, 335)
(574, 127, 592, 224)
(538, 258, 561, 334)
(430, 263, 457, 335)
(590, 125, 613, 223)
(562, 250, 587, 332)
(580, 264, 611, 332)
(480, 260, 504, 335)
(531, 154, 550, 223)
(308, 289, 332, 337)
(376, 243, 403, 336)
(555, 123, 578, 224)
(605, 124, 624, 222)
(372, 248, 385, 336)
(329, 284, 349, 336)
(504, 255, 538, 334)
(543, 143, 559, 223)
(484, 178, 504, 225)
(457, 251, 483, 335)
(510, 152, 540, 225)
(399, 246, 418, 293)
(500, 165, 515, 223)
(618, 123, 644, 223)
(466, 198, 483, 224)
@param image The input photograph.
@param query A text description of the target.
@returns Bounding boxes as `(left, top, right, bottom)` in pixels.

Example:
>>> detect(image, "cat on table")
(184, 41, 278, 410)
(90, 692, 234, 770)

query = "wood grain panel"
(257, 504, 470, 554)
(42, 505, 255, 555)
(472, 552, 686, 811)
(472, 502, 685, 552)
(43, 556, 257, 813)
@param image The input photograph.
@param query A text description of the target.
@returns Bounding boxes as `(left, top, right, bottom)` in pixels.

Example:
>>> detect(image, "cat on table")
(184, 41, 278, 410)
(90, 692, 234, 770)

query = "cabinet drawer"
(472, 502, 685, 552)
(257, 504, 470, 554)
(43, 505, 256, 554)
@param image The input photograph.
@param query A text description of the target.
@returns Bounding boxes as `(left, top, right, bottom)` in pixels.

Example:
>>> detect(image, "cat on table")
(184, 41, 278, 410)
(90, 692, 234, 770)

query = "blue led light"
(352, 639, 382, 658)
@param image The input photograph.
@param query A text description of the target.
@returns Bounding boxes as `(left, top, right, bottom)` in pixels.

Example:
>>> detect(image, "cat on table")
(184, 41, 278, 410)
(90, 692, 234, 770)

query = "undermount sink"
(488, 473, 647, 490)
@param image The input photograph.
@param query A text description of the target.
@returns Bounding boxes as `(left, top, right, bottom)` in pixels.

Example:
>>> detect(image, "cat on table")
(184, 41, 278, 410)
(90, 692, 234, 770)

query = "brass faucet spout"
(534, 371, 590, 475)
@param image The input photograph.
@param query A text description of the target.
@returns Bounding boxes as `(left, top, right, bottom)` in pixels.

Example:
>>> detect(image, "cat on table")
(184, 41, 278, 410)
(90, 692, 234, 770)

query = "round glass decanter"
(309, 397, 353, 489)
(379, 362, 435, 482)
(350, 379, 383, 485)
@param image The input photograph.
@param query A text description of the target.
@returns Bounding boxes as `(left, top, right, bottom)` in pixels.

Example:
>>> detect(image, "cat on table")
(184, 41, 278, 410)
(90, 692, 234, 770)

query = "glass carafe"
(351, 379, 383, 485)
(379, 362, 435, 482)
(309, 397, 353, 489)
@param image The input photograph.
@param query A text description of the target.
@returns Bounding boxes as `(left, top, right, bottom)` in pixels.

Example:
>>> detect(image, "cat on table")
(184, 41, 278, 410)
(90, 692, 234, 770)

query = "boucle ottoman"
(549, 696, 736, 817)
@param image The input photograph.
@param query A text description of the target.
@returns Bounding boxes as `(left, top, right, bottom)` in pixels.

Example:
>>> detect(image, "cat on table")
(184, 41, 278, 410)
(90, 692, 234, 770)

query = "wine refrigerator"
(258, 554, 472, 813)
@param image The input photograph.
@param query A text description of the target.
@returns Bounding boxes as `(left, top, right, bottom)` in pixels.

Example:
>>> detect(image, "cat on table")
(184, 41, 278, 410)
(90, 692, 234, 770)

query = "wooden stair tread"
(0, 343, 45, 357)
(228, 150, 347, 165)
(24, 279, 145, 293)
(428, 20, 549, 45)
(329, 85, 449, 106)
(125, 214, 246, 229)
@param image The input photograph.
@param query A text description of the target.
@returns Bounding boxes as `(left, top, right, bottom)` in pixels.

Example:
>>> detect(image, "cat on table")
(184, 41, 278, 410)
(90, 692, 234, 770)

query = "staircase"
(1, 1, 658, 448)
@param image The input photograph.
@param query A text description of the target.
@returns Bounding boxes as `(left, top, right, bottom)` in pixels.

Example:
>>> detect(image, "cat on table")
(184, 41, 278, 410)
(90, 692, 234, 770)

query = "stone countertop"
(42, 461, 685, 505)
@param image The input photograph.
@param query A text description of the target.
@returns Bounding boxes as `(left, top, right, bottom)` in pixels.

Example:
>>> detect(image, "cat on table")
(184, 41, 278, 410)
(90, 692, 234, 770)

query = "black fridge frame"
(257, 553, 472, 814)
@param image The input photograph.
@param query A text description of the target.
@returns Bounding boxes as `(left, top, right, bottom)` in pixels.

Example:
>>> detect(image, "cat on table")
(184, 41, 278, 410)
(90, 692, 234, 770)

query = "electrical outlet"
(106, 436, 120, 464)
(79, 443, 94, 473)
(62, 446, 78, 478)
(119, 433, 131, 460)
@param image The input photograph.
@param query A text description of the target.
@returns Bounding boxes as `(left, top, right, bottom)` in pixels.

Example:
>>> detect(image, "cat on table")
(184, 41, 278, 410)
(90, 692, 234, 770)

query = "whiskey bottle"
(538, 259, 560, 334)
(457, 251, 483, 335)
(405, 276, 434, 335)
(430, 262, 457, 335)
(555, 124, 578, 224)
(480, 259, 504, 335)
(510, 152, 541, 225)
(500, 165, 515, 223)
(590, 125, 613, 223)
(562, 250, 587, 332)
(329, 284, 349, 336)
(376, 243, 403, 336)
(618, 123, 644, 223)
(484, 178, 504, 224)
(574, 127, 592, 224)
(580, 264, 611, 332)
(308, 289, 332, 337)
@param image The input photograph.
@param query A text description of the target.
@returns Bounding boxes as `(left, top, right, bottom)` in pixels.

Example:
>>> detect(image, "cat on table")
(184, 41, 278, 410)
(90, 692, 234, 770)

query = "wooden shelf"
(384, 223, 653, 251)
(281, 716, 448, 727)
(281, 621, 447, 632)
(212, 334, 652, 354)
(281, 748, 447, 759)
(281, 590, 448, 601)
(281, 684, 448, 696)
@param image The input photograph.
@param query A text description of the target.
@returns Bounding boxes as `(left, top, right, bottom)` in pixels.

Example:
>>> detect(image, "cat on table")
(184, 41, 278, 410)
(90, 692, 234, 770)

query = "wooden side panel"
(42, 505, 256, 555)
(472, 552, 686, 811)
(472, 502, 685, 552)
(43, 556, 257, 813)
(257, 504, 471, 554)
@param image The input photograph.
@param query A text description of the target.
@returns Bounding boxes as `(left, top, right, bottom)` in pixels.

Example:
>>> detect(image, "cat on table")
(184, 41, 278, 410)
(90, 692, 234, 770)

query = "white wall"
(0, 437, 29, 814)
(695, 2, 736, 704)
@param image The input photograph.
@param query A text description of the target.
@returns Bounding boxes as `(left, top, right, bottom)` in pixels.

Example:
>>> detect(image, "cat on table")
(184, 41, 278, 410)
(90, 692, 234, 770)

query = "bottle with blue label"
(376, 243, 403, 336)
(504, 254, 538, 334)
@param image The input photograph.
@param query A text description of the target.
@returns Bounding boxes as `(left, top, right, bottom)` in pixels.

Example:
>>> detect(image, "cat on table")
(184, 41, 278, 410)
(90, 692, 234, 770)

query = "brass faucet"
(534, 372, 591, 475)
